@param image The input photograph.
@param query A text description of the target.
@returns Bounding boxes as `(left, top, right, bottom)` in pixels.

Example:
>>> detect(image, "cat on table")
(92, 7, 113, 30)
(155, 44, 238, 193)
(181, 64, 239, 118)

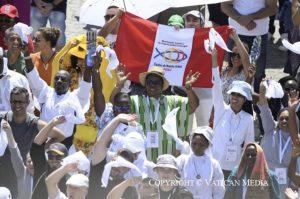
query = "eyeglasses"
(230, 52, 241, 59)
(10, 100, 28, 105)
(104, 14, 115, 21)
(114, 105, 131, 112)
(146, 79, 163, 86)
(32, 37, 41, 42)
(47, 153, 64, 160)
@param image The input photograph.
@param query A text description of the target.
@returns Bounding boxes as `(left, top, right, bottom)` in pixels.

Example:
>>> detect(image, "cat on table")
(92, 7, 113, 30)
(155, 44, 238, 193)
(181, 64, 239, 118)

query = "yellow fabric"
(74, 125, 97, 143)
(53, 35, 117, 145)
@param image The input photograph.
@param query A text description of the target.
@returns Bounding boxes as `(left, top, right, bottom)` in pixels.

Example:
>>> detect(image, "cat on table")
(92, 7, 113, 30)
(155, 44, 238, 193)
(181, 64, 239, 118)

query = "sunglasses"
(32, 36, 42, 42)
(10, 100, 28, 105)
(230, 52, 241, 59)
(47, 153, 64, 160)
(114, 105, 131, 112)
(104, 14, 115, 21)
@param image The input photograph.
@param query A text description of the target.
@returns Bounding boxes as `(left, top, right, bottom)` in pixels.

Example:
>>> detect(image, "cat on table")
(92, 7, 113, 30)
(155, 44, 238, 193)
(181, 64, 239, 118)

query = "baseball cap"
(46, 143, 68, 156)
(0, 4, 19, 20)
(154, 154, 178, 171)
(183, 10, 204, 24)
(0, 187, 11, 199)
(66, 174, 89, 188)
(168, 15, 184, 28)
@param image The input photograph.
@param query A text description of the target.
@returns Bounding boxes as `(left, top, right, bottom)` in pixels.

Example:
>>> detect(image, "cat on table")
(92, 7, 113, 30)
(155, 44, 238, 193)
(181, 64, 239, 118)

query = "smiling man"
(23, 46, 92, 148)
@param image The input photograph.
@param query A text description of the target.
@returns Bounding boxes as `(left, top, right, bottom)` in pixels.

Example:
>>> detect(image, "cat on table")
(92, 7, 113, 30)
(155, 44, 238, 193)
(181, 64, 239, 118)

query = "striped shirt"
(130, 95, 189, 161)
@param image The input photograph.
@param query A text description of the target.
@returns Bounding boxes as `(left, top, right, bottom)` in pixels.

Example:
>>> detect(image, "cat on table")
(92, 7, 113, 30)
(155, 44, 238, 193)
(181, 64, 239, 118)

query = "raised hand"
(288, 92, 300, 109)
(116, 63, 131, 87)
(185, 70, 200, 90)
(2, 120, 12, 134)
(116, 113, 138, 124)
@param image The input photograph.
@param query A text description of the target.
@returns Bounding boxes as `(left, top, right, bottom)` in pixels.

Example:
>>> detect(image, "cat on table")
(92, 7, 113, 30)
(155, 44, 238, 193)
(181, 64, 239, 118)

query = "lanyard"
(229, 113, 241, 142)
(278, 130, 291, 164)
(146, 96, 160, 125)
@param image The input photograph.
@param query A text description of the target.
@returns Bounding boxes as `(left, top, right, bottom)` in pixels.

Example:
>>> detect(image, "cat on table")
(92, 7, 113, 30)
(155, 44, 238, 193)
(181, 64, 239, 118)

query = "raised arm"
(3, 121, 26, 178)
(257, 79, 276, 134)
(92, 114, 137, 165)
(288, 145, 300, 186)
(185, 71, 200, 114)
(92, 52, 105, 117)
(231, 29, 250, 76)
(98, 9, 124, 38)
(288, 99, 300, 143)
(34, 116, 66, 145)
(46, 163, 79, 199)
(211, 48, 226, 112)
(110, 64, 131, 104)
(107, 177, 142, 199)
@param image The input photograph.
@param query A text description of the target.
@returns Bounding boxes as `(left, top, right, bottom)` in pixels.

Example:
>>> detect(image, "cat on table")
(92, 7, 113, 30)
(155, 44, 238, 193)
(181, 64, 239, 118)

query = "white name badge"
(146, 131, 159, 148)
(275, 168, 287, 185)
(225, 144, 238, 162)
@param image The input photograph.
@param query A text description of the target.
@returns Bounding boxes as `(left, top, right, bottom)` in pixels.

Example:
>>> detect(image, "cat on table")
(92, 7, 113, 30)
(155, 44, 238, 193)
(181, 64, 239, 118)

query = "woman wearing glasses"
(258, 78, 294, 197)
(224, 143, 281, 199)
(221, 29, 251, 104)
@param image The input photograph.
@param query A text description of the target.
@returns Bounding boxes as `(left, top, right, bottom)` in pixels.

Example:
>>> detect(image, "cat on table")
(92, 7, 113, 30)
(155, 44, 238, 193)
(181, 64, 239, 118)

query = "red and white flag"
(115, 12, 231, 88)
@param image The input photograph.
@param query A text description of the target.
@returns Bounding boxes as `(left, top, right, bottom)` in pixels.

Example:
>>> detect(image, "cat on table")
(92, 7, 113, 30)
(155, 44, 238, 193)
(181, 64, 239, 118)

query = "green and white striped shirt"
(130, 94, 189, 162)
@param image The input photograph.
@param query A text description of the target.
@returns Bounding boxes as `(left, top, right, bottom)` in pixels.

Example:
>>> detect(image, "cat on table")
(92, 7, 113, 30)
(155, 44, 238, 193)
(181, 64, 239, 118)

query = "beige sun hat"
(139, 66, 169, 91)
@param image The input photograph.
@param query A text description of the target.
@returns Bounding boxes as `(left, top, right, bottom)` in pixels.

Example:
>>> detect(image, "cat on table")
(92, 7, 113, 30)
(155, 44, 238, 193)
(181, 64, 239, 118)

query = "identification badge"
(146, 131, 159, 148)
(225, 144, 238, 162)
(275, 168, 287, 184)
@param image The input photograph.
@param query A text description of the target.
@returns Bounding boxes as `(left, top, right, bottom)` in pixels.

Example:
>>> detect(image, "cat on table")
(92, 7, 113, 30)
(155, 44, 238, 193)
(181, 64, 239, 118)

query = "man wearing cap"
(31, 142, 69, 199)
(111, 66, 200, 161)
(211, 48, 254, 179)
(46, 162, 89, 199)
(182, 10, 215, 138)
(168, 15, 184, 29)
(154, 154, 193, 199)
(0, 4, 34, 52)
(221, 0, 277, 92)
(183, 10, 205, 28)
(0, 187, 11, 199)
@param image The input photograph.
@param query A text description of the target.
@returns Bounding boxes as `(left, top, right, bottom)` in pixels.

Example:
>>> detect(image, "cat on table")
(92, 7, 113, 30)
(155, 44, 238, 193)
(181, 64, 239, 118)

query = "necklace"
(41, 51, 56, 70)
(192, 158, 201, 179)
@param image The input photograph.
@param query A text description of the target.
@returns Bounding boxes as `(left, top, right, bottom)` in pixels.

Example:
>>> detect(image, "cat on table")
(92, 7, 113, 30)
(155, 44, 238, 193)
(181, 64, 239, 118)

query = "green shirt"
(130, 94, 189, 162)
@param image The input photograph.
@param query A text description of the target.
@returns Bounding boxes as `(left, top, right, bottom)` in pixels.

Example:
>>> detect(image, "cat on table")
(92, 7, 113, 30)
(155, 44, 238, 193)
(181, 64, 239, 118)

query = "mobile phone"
(86, 30, 97, 68)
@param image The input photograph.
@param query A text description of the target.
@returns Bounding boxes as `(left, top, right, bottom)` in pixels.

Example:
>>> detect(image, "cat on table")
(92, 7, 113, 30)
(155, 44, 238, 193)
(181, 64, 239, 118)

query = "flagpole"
(122, 0, 127, 11)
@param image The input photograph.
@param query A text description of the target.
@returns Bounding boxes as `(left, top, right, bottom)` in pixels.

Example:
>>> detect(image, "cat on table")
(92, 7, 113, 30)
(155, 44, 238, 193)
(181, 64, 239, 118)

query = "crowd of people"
(1, 0, 300, 199)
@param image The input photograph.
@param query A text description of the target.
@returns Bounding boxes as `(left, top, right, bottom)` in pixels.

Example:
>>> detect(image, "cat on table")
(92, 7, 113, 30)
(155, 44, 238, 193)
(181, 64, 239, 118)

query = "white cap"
(227, 81, 252, 100)
(182, 10, 204, 23)
(66, 174, 89, 188)
(154, 154, 178, 171)
(0, 187, 11, 199)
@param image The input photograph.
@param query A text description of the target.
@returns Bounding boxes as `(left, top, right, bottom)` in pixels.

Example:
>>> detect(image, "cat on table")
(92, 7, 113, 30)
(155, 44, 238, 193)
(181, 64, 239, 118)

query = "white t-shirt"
(229, 0, 269, 36)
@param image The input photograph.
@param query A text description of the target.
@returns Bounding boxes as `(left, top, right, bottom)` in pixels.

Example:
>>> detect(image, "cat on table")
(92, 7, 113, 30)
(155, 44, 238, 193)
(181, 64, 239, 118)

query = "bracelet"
(24, 55, 31, 60)
(185, 84, 192, 91)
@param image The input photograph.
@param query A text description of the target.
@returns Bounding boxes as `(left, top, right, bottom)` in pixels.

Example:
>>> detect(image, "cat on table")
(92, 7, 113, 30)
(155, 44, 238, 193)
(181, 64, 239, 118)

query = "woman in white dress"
(177, 126, 225, 199)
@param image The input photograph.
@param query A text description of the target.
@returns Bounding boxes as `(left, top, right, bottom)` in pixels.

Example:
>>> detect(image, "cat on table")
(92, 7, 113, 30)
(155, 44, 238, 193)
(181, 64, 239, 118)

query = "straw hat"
(139, 66, 169, 91)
